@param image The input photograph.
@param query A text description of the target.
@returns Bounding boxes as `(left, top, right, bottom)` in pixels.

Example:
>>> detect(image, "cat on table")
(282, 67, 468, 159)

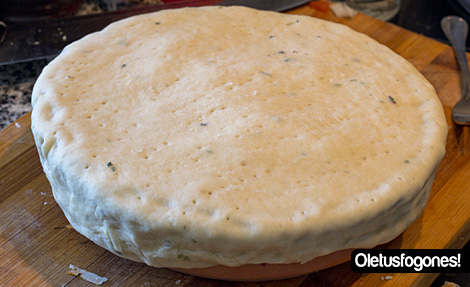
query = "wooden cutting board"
(1, 4, 469, 287)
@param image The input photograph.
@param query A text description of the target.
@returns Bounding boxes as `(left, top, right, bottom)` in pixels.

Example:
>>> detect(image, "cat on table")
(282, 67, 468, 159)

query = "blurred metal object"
(346, 0, 400, 21)
(221, 0, 311, 11)
(457, 0, 470, 15)
(442, 15, 470, 125)
(0, 21, 6, 45)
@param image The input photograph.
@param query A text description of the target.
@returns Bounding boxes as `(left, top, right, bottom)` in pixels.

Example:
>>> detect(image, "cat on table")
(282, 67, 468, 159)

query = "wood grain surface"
(1, 3, 469, 287)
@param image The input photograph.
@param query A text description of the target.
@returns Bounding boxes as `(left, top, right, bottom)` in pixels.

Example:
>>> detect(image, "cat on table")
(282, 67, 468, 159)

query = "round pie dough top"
(31, 6, 447, 268)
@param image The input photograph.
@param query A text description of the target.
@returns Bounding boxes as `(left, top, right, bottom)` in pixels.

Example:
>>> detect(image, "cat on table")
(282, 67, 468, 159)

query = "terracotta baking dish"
(171, 249, 353, 281)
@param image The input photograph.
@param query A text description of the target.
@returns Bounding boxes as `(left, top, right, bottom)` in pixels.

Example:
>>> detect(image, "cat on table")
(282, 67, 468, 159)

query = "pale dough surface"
(31, 6, 447, 268)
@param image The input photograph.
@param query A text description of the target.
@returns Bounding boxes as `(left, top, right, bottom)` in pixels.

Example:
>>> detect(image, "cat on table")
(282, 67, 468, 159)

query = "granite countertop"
(0, 0, 159, 130)
(0, 59, 46, 129)
(0, 0, 105, 130)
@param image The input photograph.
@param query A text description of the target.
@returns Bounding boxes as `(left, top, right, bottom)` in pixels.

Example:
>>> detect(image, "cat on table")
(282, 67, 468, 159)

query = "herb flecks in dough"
(107, 162, 116, 172)
(260, 71, 272, 77)
(286, 20, 300, 26)
(388, 95, 397, 104)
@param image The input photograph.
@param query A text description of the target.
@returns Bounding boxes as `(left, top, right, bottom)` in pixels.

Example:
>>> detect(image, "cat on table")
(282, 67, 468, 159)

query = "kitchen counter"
(0, 0, 157, 129)
(0, 60, 46, 130)
(1, 0, 468, 130)
(0, 2, 469, 285)
(0, 0, 467, 130)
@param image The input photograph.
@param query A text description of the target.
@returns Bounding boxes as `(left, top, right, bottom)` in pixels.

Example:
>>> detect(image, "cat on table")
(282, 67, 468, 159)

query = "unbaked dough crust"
(31, 6, 447, 268)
